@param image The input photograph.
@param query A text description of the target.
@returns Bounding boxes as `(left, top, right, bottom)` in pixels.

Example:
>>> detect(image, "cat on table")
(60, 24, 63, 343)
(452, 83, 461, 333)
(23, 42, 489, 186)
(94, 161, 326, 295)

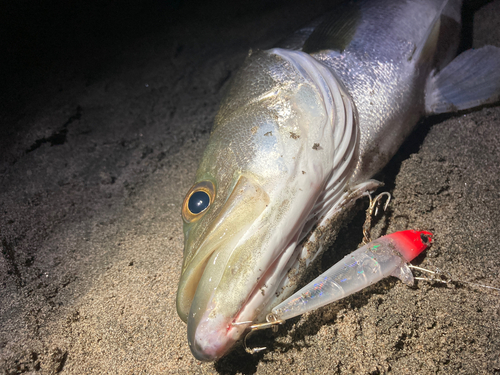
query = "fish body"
(176, 0, 500, 361)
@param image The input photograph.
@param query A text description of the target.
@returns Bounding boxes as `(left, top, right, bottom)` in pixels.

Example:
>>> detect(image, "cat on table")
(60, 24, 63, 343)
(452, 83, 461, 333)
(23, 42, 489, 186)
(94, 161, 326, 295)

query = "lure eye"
(182, 180, 216, 223)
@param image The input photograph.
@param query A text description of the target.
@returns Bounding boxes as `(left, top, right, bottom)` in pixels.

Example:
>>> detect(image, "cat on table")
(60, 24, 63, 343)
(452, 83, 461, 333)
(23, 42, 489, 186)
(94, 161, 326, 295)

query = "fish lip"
(176, 239, 219, 323)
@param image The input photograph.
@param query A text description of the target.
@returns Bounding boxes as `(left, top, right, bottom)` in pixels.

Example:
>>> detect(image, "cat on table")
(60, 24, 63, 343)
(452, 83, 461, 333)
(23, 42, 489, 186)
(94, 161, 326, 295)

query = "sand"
(1, 0, 499, 373)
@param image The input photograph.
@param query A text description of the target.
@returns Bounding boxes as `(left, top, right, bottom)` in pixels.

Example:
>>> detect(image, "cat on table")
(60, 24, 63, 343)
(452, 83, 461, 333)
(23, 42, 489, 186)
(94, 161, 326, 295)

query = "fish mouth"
(187, 224, 304, 361)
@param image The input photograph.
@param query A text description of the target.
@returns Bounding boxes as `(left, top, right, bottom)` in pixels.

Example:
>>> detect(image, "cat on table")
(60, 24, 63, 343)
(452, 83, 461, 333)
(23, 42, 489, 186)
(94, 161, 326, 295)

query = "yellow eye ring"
(181, 180, 216, 223)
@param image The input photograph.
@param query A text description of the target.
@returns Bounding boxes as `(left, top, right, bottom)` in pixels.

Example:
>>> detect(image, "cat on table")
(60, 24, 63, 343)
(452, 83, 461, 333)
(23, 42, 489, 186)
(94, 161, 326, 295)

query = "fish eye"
(188, 191, 210, 214)
(182, 180, 216, 223)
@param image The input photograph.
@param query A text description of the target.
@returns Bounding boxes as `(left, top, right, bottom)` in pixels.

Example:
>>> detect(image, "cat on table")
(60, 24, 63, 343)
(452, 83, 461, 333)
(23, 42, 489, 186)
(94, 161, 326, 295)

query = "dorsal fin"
(302, 1, 361, 54)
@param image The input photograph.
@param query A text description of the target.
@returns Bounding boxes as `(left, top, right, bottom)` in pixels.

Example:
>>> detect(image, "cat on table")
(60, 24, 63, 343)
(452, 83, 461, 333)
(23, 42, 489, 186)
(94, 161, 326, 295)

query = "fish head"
(176, 49, 357, 361)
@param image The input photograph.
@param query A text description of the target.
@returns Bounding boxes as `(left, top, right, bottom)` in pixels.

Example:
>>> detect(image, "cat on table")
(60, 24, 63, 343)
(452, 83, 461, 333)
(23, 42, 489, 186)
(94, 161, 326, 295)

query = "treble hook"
(362, 192, 391, 244)
(409, 265, 500, 291)
(242, 313, 285, 354)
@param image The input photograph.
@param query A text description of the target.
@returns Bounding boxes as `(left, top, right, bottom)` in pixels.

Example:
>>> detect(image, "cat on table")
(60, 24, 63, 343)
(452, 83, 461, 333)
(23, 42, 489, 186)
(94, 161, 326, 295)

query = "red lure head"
(386, 230, 433, 261)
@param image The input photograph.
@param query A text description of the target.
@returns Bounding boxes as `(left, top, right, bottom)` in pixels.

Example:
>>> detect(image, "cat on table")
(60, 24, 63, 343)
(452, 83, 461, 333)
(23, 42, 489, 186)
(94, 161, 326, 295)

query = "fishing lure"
(241, 229, 433, 353)
(271, 230, 433, 322)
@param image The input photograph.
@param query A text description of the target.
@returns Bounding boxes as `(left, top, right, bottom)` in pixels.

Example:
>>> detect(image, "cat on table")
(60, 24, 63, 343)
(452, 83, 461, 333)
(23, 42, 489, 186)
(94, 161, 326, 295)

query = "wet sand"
(1, 0, 499, 373)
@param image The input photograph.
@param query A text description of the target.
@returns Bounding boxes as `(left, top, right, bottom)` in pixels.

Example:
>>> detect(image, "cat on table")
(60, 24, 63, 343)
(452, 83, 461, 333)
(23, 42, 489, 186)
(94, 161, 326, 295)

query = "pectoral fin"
(425, 45, 500, 114)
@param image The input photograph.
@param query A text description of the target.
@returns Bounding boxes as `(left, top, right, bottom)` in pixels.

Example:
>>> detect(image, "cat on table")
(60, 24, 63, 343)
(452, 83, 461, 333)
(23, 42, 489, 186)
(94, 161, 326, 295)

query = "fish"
(176, 0, 500, 361)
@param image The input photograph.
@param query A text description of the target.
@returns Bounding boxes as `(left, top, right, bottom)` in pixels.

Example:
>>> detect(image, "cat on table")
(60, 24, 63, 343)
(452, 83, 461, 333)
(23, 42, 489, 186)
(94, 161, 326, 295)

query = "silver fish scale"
(214, 52, 296, 129)
(315, 50, 422, 183)
(308, 0, 459, 183)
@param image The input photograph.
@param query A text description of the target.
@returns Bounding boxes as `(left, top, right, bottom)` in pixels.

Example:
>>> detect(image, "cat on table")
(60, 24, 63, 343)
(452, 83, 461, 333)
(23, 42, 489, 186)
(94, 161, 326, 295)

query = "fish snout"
(187, 310, 246, 361)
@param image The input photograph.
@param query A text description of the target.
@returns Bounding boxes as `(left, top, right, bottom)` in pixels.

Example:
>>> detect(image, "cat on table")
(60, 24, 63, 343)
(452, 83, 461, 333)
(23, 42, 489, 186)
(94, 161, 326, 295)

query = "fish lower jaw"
(188, 311, 247, 361)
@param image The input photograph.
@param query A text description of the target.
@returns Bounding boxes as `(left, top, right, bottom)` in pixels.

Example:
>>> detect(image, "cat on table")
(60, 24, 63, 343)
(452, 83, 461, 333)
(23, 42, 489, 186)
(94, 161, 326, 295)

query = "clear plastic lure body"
(272, 230, 433, 321)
